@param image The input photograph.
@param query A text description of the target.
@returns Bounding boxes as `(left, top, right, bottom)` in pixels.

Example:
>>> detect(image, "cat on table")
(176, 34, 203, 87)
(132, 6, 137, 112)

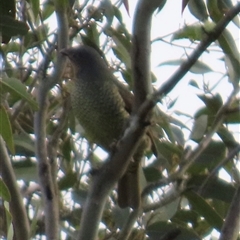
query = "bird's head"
(61, 45, 110, 81)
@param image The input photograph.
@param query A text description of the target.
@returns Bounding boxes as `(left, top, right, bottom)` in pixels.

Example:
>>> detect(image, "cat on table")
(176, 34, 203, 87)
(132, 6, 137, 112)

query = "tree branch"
(77, 1, 164, 239)
(219, 185, 240, 240)
(34, 1, 69, 239)
(117, 208, 142, 240)
(46, 0, 69, 90)
(131, 0, 162, 110)
(34, 85, 59, 239)
(199, 144, 240, 192)
(0, 136, 30, 240)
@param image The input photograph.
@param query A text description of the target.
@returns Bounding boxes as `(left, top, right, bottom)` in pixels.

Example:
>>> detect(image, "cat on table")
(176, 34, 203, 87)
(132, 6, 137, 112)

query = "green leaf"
(87, 6, 104, 22)
(1, 78, 38, 111)
(0, 179, 11, 202)
(58, 172, 78, 190)
(194, 107, 213, 125)
(13, 160, 38, 182)
(152, 110, 175, 141)
(218, 29, 240, 86)
(172, 24, 203, 41)
(194, 94, 223, 126)
(148, 197, 180, 223)
(3, 42, 21, 53)
(0, 0, 15, 17)
(169, 115, 190, 130)
(113, 47, 131, 70)
(219, 29, 240, 65)
(84, 22, 100, 47)
(100, 0, 114, 27)
(211, 199, 229, 218)
(112, 207, 130, 228)
(185, 191, 223, 231)
(197, 93, 223, 113)
(188, 175, 235, 203)
(225, 110, 240, 124)
(188, 141, 226, 173)
(207, 0, 223, 22)
(4, 201, 14, 240)
(0, 106, 14, 153)
(218, 0, 240, 28)
(105, 26, 131, 53)
(172, 209, 200, 229)
(112, 6, 123, 23)
(154, 141, 183, 166)
(174, 110, 192, 119)
(81, 32, 100, 50)
(171, 125, 185, 146)
(14, 134, 35, 157)
(42, 1, 55, 20)
(0, 0, 15, 43)
(188, 0, 208, 22)
(143, 166, 162, 182)
(112, 40, 131, 70)
(147, 221, 201, 240)
(0, 15, 29, 39)
(158, 59, 213, 74)
(120, 69, 133, 87)
(62, 137, 72, 163)
(189, 79, 200, 89)
(217, 126, 239, 148)
(190, 114, 208, 141)
(30, 0, 40, 19)
(157, 0, 167, 13)
(167, 97, 178, 109)
(189, 60, 213, 74)
(182, 0, 190, 13)
(173, 210, 213, 237)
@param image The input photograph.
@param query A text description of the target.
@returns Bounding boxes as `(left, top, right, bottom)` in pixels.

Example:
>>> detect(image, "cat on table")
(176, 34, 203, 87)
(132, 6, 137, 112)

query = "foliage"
(0, 0, 239, 239)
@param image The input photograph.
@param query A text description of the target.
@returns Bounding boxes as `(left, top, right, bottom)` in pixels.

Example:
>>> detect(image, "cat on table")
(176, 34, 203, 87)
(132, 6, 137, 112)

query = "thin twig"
(219, 185, 240, 240)
(199, 144, 240, 193)
(34, 1, 69, 238)
(0, 136, 30, 239)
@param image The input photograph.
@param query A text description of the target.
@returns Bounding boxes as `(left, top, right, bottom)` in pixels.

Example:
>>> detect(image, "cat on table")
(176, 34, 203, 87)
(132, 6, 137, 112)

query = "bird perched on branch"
(61, 45, 150, 208)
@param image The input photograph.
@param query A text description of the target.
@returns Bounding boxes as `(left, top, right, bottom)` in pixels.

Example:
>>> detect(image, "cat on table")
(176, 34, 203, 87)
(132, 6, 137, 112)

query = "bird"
(61, 45, 149, 208)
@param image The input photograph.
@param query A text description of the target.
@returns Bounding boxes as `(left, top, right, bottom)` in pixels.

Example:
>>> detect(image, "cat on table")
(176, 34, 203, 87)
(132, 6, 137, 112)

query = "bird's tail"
(117, 158, 141, 209)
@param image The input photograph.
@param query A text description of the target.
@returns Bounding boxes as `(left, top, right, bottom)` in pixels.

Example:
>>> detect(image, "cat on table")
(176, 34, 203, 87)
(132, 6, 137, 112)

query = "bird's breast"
(71, 79, 129, 151)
